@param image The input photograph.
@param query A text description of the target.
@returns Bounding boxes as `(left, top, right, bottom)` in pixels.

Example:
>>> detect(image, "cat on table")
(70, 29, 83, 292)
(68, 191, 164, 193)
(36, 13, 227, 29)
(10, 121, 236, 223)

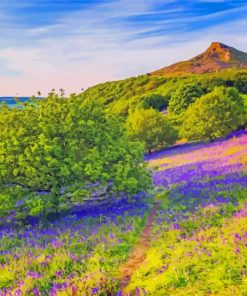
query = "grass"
(0, 194, 152, 295)
(242, 94, 247, 111)
(1, 132, 247, 295)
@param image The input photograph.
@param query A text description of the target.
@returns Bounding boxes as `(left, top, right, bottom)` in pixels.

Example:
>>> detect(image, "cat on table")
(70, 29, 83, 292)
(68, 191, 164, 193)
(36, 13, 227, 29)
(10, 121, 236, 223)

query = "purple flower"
(235, 233, 242, 241)
(32, 287, 41, 296)
(14, 288, 23, 296)
(235, 247, 240, 254)
(27, 271, 42, 279)
(67, 273, 75, 280)
(55, 270, 64, 278)
(91, 287, 99, 295)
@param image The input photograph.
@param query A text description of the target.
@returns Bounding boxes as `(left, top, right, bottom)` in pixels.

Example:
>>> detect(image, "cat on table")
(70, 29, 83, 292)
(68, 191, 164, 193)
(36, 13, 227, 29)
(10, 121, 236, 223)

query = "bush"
(168, 83, 204, 115)
(141, 94, 169, 111)
(182, 87, 244, 141)
(0, 96, 151, 219)
(126, 108, 178, 153)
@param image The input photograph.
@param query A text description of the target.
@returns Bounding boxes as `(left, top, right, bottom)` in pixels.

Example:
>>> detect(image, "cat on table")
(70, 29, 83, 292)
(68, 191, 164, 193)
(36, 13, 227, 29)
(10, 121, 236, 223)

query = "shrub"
(182, 87, 244, 141)
(168, 83, 204, 115)
(0, 96, 151, 218)
(126, 108, 177, 153)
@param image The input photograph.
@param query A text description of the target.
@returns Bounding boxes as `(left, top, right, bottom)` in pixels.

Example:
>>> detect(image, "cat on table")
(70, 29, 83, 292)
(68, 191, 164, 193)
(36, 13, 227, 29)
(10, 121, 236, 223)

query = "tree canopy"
(182, 87, 244, 141)
(126, 108, 177, 153)
(0, 96, 151, 218)
(140, 93, 169, 111)
(168, 83, 204, 115)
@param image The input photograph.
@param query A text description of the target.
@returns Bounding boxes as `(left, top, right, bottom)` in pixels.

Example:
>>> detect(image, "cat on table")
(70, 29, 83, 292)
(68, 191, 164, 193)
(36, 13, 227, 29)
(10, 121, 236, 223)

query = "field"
(1, 131, 247, 295)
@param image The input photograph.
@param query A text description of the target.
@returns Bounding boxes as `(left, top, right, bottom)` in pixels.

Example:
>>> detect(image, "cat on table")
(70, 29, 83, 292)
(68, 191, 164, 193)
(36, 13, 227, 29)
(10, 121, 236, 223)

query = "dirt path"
(118, 201, 160, 295)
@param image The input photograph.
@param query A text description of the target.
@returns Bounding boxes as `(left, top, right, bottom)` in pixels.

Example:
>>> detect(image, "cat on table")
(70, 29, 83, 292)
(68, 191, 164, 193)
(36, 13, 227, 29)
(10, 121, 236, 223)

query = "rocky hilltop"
(152, 42, 247, 76)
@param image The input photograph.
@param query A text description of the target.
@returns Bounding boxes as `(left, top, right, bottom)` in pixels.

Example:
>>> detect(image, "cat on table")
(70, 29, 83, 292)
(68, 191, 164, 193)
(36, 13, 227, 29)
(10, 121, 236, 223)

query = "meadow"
(1, 130, 246, 296)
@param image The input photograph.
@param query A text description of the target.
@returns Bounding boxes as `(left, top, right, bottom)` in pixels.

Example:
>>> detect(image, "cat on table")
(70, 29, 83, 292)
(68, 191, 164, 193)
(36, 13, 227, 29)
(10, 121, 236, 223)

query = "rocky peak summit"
(152, 42, 247, 76)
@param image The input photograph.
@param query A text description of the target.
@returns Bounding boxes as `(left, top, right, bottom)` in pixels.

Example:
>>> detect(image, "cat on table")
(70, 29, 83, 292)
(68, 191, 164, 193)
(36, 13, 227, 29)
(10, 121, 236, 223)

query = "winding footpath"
(118, 201, 160, 295)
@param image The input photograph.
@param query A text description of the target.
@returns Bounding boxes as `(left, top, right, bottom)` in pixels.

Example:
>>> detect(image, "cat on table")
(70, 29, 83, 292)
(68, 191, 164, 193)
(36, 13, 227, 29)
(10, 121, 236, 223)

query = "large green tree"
(126, 108, 177, 153)
(182, 87, 244, 141)
(0, 96, 151, 218)
(168, 83, 204, 115)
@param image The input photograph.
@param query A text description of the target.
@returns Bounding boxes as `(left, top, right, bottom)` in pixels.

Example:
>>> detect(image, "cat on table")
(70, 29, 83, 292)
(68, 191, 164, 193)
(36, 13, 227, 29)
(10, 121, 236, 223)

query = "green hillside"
(79, 70, 247, 116)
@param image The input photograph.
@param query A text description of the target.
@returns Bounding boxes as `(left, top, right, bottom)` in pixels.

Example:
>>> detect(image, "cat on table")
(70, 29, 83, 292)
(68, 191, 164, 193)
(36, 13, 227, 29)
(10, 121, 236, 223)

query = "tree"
(182, 87, 244, 141)
(126, 108, 177, 153)
(168, 83, 204, 115)
(140, 93, 169, 111)
(234, 72, 247, 94)
(59, 88, 65, 97)
(0, 96, 151, 218)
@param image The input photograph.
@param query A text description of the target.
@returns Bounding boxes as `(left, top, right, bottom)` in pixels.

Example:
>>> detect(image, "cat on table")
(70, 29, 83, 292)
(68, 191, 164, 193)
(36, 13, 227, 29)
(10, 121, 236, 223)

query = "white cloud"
(0, 0, 246, 96)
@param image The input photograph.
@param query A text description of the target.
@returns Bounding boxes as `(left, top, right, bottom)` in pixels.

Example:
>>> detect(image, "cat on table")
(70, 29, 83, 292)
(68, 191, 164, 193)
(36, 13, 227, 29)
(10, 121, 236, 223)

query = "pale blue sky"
(0, 0, 247, 95)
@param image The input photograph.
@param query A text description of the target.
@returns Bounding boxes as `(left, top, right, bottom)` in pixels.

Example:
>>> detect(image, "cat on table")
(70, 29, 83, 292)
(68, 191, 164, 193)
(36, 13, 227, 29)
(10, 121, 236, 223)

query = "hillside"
(80, 69, 247, 116)
(76, 43, 247, 117)
(152, 42, 247, 76)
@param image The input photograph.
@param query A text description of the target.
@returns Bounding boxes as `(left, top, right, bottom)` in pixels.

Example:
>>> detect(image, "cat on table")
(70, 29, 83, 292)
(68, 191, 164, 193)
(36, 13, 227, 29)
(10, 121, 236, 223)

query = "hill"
(152, 42, 247, 76)
(77, 43, 247, 117)
(80, 69, 247, 116)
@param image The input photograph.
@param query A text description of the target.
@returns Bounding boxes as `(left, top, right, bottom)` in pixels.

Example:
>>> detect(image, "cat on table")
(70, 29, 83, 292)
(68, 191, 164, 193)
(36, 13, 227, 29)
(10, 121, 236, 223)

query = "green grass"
(242, 94, 247, 111)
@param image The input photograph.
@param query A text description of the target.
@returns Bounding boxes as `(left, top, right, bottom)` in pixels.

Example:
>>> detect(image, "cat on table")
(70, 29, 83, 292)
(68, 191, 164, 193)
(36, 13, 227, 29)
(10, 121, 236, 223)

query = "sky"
(0, 0, 247, 96)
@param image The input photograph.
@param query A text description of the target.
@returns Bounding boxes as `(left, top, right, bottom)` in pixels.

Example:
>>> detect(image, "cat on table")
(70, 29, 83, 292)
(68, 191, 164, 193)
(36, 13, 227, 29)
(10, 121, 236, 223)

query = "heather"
(1, 132, 247, 295)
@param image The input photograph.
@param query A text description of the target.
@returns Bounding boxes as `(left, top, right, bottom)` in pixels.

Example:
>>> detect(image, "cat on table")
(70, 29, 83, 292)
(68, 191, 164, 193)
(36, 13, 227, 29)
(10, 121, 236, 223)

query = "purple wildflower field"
(1, 131, 247, 295)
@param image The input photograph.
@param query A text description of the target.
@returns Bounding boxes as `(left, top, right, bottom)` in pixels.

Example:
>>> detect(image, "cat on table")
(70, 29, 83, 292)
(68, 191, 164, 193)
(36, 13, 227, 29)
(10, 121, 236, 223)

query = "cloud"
(0, 0, 246, 96)
(0, 58, 21, 77)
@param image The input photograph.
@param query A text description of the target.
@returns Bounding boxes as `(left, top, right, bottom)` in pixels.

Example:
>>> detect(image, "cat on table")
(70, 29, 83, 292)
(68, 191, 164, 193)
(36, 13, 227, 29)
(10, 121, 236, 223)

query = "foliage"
(79, 70, 247, 118)
(233, 72, 247, 93)
(168, 83, 204, 115)
(126, 108, 177, 153)
(0, 96, 151, 218)
(140, 93, 169, 111)
(182, 87, 244, 141)
(242, 94, 247, 125)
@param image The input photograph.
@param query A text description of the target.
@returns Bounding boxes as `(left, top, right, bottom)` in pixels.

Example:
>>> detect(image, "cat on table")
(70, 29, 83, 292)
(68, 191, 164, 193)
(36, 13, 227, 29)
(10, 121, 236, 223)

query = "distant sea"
(0, 97, 33, 108)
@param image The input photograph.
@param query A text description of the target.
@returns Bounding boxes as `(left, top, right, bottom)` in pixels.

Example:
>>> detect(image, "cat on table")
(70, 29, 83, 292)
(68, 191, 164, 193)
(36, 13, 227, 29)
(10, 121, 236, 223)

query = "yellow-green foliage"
(126, 108, 178, 152)
(79, 70, 247, 117)
(126, 201, 247, 295)
(182, 87, 244, 141)
(0, 95, 151, 218)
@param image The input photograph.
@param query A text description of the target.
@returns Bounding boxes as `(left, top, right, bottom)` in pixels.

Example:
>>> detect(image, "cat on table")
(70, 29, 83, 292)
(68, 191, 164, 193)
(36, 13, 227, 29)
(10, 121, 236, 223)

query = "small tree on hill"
(182, 87, 244, 141)
(0, 97, 151, 218)
(126, 108, 177, 153)
(168, 83, 204, 115)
